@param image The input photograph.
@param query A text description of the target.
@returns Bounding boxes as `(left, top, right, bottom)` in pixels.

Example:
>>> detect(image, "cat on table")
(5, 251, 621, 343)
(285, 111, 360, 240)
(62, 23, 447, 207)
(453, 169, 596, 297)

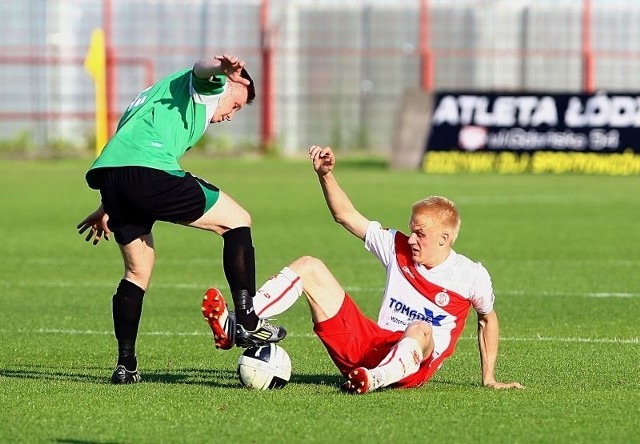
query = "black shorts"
(86, 166, 220, 245)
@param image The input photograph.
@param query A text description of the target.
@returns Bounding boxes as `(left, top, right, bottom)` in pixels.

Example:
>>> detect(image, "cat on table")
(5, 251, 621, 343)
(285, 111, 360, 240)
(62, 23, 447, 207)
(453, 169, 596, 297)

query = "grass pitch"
(0, 156, 638, 443)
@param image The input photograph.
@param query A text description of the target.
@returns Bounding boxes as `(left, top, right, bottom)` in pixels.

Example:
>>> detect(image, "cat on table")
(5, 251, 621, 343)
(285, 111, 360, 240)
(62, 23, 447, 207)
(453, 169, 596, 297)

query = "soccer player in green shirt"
(77, 54, 286, 384)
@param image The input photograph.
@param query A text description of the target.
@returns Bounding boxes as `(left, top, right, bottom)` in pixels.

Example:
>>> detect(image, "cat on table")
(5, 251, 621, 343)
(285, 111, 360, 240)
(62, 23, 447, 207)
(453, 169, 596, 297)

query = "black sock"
(222, 227, 259, 330)
(112, 279, 145, 371)
(232, 289, 257, 330)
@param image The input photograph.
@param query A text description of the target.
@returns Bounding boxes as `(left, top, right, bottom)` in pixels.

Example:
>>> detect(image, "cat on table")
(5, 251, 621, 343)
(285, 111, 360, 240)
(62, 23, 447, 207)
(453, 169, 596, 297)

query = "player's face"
(407, 213, 445, 264)
(211, 83, 248, 123)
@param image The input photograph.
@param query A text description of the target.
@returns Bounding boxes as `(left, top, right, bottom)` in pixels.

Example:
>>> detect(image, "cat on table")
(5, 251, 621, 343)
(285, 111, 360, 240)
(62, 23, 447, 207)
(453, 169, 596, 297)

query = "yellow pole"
(84, 29, 108, 156)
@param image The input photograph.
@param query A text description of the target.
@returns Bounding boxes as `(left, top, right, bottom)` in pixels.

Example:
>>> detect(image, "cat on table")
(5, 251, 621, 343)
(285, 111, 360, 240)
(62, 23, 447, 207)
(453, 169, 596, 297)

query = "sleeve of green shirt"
(191, 72, 226, 96)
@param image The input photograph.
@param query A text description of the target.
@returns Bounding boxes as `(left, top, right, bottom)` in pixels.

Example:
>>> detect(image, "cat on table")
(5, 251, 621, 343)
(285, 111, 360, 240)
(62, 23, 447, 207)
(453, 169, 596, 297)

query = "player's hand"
(77, 206, 111, 245)
(483, 380, 525, 390)
(309, 145, 335, 176)
(215, 54, 250, 86)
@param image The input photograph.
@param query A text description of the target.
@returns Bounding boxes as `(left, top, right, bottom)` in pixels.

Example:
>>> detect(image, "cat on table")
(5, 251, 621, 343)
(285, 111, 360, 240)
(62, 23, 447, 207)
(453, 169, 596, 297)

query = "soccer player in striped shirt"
(206, 145, 524, 393)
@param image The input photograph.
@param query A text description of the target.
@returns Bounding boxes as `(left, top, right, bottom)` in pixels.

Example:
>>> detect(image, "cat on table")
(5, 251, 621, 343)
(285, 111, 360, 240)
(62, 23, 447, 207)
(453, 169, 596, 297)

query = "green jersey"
(89, 69, 226, 172)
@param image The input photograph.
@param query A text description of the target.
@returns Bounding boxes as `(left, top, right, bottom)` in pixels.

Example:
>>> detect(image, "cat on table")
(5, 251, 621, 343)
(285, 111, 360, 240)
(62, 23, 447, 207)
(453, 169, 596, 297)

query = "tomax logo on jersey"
(388, 297, 447, 326)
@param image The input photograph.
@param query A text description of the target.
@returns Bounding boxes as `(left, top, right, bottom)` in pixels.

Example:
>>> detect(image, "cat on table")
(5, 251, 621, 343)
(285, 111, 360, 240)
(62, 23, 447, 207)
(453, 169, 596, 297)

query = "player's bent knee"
(235, 211, 252, 228)
(217, 211, 252, 232)
(123, 269, 152, 290)
(291, 255, 331, 280)
(192, 194, 253, 233)
(405, 321, 434, 357)
(406, 320, 433, 340)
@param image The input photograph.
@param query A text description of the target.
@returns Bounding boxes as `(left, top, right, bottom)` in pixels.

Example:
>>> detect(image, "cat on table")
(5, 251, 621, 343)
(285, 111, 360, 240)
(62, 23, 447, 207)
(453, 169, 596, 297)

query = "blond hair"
(411, 196, 461, 244)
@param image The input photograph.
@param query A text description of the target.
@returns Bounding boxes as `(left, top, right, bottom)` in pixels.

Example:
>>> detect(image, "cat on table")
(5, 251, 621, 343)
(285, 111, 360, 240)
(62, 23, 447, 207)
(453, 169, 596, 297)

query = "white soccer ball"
(237, 344, 292, 390)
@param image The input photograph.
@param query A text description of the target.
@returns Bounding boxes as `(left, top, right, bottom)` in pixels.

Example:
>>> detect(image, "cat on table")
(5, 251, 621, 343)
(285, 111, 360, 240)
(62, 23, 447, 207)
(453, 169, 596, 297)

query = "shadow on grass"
(0, 365, 239, 387)
(136, 368, 241, 388)
(429, 378, 481, 388)
(54, 439, 123, 444)
(290, 372, 343, 388)
(0, 367, 105, 384)
(0, 365, 344, 389)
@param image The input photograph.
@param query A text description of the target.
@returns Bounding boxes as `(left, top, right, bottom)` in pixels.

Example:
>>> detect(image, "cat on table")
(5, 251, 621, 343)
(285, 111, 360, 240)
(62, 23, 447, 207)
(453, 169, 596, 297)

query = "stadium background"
(1, 2, 639, 442)
(2, 0, 640, 156)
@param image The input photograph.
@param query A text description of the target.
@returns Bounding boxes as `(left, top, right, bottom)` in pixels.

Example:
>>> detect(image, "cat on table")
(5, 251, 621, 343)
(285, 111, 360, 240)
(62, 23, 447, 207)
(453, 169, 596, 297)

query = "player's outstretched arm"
(193, 54, 250, 86)
(77, 204, 111, 245)
(477, 310, 525, 390)
(309, 145, 370, 240)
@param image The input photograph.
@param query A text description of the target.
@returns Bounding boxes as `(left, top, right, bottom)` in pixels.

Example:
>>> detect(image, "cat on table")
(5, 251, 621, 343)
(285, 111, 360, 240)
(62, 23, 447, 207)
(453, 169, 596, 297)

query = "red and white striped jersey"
(364, 221, 495, 360)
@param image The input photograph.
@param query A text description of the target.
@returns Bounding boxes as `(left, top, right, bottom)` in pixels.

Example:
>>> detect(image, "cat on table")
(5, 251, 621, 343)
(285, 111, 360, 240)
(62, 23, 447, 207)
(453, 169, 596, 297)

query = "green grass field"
(1, 156, 638, 443)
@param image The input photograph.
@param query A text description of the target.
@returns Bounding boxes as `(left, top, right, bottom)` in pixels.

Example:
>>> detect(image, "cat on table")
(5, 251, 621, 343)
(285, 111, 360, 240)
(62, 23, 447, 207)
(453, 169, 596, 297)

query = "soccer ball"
(237, 344, 292, 390)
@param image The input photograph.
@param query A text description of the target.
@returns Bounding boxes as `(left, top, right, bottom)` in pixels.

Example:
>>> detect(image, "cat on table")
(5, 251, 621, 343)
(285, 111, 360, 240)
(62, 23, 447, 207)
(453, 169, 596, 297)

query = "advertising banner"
(422, 92, 640, 174)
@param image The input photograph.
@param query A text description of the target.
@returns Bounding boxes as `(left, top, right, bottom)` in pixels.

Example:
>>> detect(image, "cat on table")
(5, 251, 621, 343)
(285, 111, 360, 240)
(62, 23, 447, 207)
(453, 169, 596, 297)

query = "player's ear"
(439, 232, 449, 246)
(230, 80, 250, 106)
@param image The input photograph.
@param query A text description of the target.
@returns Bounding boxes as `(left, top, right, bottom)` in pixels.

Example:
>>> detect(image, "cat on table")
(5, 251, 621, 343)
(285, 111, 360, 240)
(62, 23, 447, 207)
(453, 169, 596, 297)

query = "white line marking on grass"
(345, 288, 639, 298)
(2, 282, 637, 299)
(0, 281, 221, 290)
(1, 328, 638, 345)
(344, 288, 639, 298)
(582, 292, 637, 298)
(501, 290, 639, 298)
(502, 335, 640, 345)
